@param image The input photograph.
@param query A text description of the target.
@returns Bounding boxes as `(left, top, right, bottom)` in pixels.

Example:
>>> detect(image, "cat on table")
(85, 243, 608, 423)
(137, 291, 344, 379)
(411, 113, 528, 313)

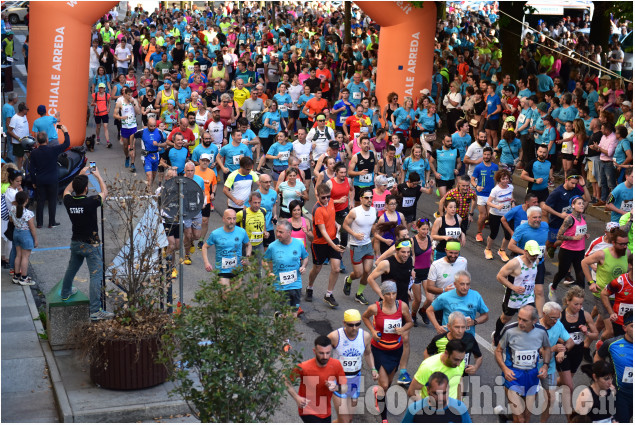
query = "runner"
(424, 311, 483, 375)
(431, 198, 466, 260)
(347, 136, 376, 207)
(113, 87, 141, 172)
(202, 209, 251, 286)
(306, 183, 346, 307)
(601, 253, 633, 337)
(375, 145, 402, 190)
(495, 305, 551, 423)
(327, 309, 376, 423)
(573, 361, 615, 422)
(326, 162, 354, 264)
(263, 219, 309, 317)
(223, 156, 259, 213)
(367, 239, 415, 386)
(182, 161, 205, 265)
(134, 117, 167, 187)
(286, 335, 347, 423)
(493, 240, 541, 346)
(548, 195, 589, 301)
(429, 135, 461, 198)
(373, 195, 405, 256)
(218, 129, 253, 179)
(194, 154, 217, 248)
(236, 191, 268, 257)
(361, 280, 413, 423)
(402, 372, 472, 423)
(471, 146, 498, 243)
(484, 169, 514, 261)
(341, 188, 376, 306)
(396, 172, 434, 231)
(501, 192, 539, 237)
(250, 174, 278, 249)
(594, 311, 633, 424)
(438, 175, 477, 234)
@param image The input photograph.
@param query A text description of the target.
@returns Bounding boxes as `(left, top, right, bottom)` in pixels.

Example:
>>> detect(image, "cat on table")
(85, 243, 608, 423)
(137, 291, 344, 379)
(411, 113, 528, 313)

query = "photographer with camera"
(29, 124, 70, 228)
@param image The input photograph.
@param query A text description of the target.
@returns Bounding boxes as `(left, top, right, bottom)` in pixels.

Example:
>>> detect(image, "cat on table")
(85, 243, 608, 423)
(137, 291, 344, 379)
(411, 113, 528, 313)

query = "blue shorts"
(121, 127, 137, 139)
(144, 152, 160, 172)
(548, 227, 559, 243)
(13, 228, 35, 250)
(334, 373, 361, 399)
(504, 366, 540, 397)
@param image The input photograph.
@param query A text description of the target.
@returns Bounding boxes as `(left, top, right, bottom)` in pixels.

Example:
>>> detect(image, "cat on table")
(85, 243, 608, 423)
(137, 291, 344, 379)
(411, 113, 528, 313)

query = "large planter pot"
(90, 333, 167, 390)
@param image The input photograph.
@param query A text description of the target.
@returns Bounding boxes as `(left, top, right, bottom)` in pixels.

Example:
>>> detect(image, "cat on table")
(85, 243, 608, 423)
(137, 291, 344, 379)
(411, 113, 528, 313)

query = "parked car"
(4, 1, 28, 25)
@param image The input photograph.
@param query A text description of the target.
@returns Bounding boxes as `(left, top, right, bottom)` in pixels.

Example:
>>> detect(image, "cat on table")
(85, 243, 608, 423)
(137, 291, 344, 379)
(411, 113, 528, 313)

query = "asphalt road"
(6, 24, 609, 423)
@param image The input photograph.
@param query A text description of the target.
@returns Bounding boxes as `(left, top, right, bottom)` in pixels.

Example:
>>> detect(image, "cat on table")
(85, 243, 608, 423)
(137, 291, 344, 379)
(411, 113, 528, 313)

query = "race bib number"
(221, 256, 238, 269)
(359, 173, 372, 183)
(571, 331, 585, 345)
(232, 154, 243, 165)
(621, 200, 633, 212)
(618, 303, 633, 316)
(445, 227, 462, 238)
(623, 367, 633, 384)
(403, 197, 416, 208)
(126, 80, 134, 87)
(6, 57, 13, 62)
(539, 245, 546, 259)
(500, 203, 511, 213)
(278, 150, 290, 161)
(279, 105, 288, 112)
(162, 68, 169, 75)
(361, 127, 368, 134)
(200, 65, 207, 71)
(184, 36, 191, 43)
(513, 350, 538, 368)
(373, 201, 385, 210)
(383, 318, 402, 334)
(517, 114, 526, 124)
(464, 352, 471, 365)
(386, 177, 396, 188)
(352, 92, 362, 100)
(299, 154, 310, 165)
(339, 115, 346, 125)
(575, 224, 587, 236)
(340, 355, 362, 373)
(147, 112, 157, 120)
(250, 232, 263, 244)
(251, 110, 260, 120)
(279, 269, 298, 285)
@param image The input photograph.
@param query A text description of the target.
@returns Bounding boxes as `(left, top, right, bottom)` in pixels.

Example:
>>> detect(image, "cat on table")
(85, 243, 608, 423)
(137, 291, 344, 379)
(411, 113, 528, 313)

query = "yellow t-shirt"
(233, 87, 250, 109)
(413, 353, 465, 399)
(236, 207, 267, 246)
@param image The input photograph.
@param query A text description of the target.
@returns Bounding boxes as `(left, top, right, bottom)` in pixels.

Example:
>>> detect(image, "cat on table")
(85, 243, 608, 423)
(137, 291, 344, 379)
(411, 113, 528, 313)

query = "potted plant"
(74, 176, 172, 390)
(159, 257, 301, 422)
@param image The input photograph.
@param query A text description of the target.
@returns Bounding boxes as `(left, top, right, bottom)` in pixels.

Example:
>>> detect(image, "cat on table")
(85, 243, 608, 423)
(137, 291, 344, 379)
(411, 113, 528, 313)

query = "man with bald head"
(167, 117, 196, 148)
(202, 208, 251, 285)
(134, 118, 168, 186)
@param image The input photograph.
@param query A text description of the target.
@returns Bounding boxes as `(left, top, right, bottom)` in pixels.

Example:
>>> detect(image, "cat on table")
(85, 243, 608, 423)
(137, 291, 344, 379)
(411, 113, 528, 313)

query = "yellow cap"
(343, 309, 361, 323)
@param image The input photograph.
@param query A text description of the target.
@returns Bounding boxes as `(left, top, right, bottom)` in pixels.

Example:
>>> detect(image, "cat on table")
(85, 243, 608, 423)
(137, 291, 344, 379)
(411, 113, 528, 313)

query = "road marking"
(474, 331, 495, 355)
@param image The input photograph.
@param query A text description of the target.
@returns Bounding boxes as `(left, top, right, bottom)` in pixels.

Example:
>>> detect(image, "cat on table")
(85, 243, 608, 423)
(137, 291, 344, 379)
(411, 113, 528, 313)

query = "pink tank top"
(561, 214, 587, 251)
(291, 217, 308, 248)
(351, 137, 361, 155)
(372, 188, 390, 213)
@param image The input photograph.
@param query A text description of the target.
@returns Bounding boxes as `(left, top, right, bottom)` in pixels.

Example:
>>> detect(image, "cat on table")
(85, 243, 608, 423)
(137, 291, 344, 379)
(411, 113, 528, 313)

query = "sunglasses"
(419, 218, 430, 224)
(320, 195, 331, 200)
(567, 175, 580, 180)
(361, 196, 372, 200)
(346, 322, 362, 328)
(317, 119, 325, 122)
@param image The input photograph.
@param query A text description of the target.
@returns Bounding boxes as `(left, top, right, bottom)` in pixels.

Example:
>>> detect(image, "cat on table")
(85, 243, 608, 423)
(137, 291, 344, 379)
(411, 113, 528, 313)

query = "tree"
(344, 1, 351, 45)
(589, 2, 633, 53)
(160, 257, 301, 422)
(499, 2, 527, 82)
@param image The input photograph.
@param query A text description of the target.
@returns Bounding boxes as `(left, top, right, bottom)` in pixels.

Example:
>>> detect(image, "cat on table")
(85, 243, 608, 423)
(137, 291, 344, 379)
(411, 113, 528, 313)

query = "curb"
(22, 286, 74, 423)
(510, 173, 609, 222)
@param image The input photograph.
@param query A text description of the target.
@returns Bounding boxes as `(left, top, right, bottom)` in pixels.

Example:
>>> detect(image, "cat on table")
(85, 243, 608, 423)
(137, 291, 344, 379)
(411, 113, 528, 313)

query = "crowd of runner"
(1, 1, 634, 422)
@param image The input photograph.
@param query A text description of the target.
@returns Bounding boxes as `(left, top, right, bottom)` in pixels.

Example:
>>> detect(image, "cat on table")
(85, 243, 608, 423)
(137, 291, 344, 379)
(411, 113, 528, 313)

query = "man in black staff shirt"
(397, 172, 434, 229)
(29, 125, 70, 228)
(424, 311, 483, 376)
(60, 168, 114, 321)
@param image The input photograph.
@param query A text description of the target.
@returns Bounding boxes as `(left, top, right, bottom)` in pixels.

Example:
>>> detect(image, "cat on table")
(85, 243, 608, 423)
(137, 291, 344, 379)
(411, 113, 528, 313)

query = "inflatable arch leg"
(26, 1, 119, 146)
(355, 1, 437, 114)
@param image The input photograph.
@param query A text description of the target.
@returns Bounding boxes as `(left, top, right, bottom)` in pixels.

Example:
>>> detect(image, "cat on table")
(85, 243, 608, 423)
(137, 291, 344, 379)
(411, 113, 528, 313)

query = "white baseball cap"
(199, 153, 212, 161)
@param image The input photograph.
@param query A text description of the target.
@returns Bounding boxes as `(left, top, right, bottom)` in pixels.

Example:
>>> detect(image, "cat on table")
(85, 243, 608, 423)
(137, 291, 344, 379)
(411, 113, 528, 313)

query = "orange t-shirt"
(290, 358, 347, 419)
(195, 166, 218, 205)
(315, 68, 332, 92)
(312, 199, 337, 245)
(305, 97, 328, 122)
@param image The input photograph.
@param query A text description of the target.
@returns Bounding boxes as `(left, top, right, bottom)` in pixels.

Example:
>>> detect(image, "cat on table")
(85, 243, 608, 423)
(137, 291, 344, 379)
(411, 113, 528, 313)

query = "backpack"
(240, 207, 266, 229)
(250, 110, 266, 133)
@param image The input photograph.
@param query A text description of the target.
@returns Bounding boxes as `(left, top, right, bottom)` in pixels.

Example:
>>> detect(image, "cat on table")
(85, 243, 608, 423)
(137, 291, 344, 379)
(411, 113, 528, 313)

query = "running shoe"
(19, 276, 35, 286)
(397, 370, 412, 385)
(583, 347, 593, 363)
(548, 283, 557, 302)
(412, 315, 418, 327)
(296, 307, 304, 316)
(283, 339, 292, 353)
(340, 264, 347, 274)
(189, 246, 196, 254)
(475, 232, 484, 242)
(124, 157, 130, 168)
(323, 293, 339, 308)
(497, 249, 509, 262)
(343, 274, 352, 296)
(305, 287, 313, 302)
(106, 142, 112, 149)
(183, 256, 192, 265)
(484, 248, 494, 260)
(130, 165, 136, 173)
(562, 274, 574, 286)
(90, 309, 115, 321)
(61, 287, 78, 301)
(12, 275, 21, 284)
(491, 331, 497, 351)
(420, 310, 430, 325)
(547, 246, 555, 259)
(355, 293, 369, 305)
(197, 240, 204, 250)
(171, 268, 178, 278)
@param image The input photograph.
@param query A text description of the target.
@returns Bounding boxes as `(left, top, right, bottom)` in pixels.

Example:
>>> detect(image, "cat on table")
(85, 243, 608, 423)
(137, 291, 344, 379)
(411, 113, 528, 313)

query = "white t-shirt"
(428, 256, 468, 294)
(292, 140, 313, 171)
(465, 142, 488, 177)
(89, 46, 103, 68)
(115, 45, 131, 68)
(9, 114, 29, 144)
(609, 48, 625, 72)
(207, 120, 225, 146)
(116, 98, 138, 129)
(488, 184, 514, 216)
(288, 84, 304, 110)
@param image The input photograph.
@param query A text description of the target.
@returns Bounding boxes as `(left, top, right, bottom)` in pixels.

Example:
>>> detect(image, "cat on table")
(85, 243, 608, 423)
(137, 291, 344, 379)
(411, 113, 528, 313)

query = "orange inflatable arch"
(26, 1, 435, 146)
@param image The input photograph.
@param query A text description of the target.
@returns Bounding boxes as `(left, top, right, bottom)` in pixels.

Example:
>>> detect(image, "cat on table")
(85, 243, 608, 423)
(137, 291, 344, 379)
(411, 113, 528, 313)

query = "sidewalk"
(1, 269, 59, 423)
